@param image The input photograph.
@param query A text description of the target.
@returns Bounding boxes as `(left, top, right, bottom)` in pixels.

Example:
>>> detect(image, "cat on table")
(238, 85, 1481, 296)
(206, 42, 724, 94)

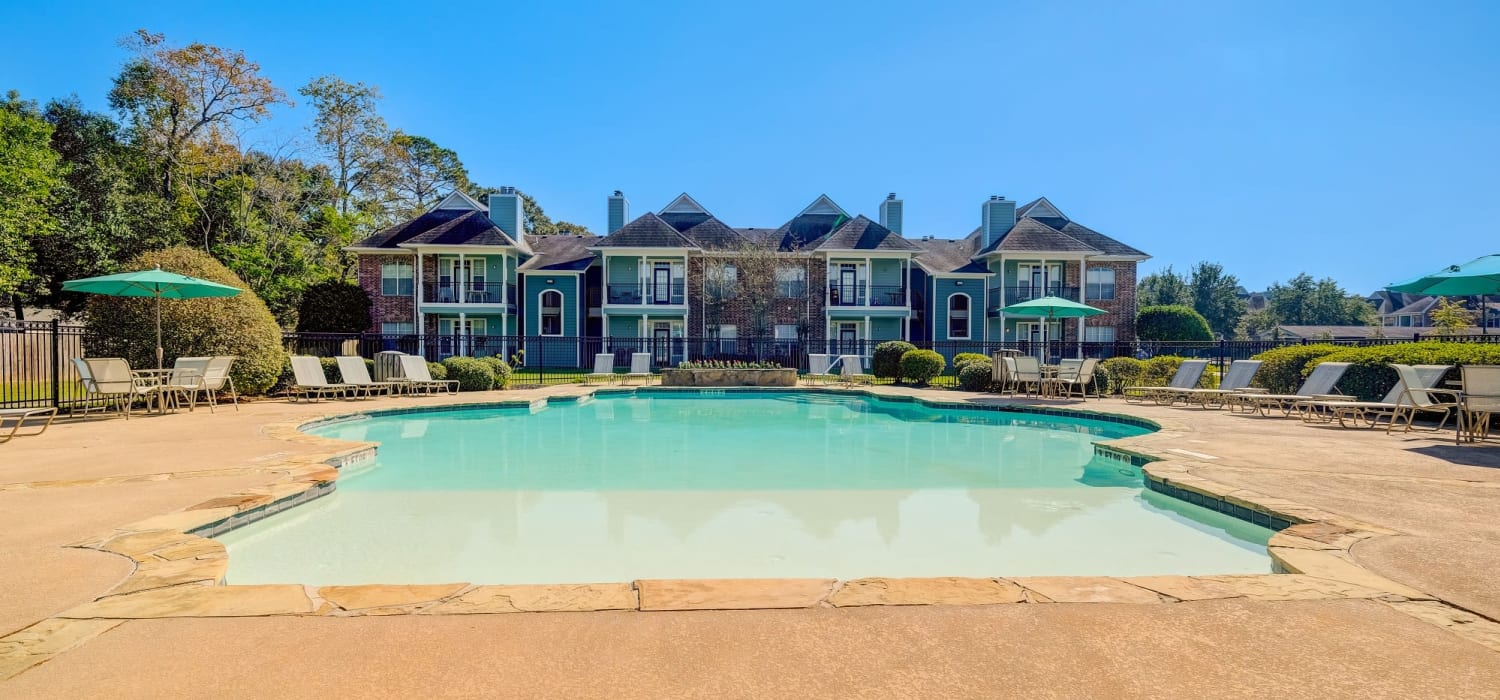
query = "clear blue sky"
(3, 1, 1498, 293)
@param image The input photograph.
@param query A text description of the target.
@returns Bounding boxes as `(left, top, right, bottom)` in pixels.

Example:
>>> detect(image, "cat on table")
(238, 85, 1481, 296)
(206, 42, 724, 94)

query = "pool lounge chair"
(1122, 359, 1209, 404)
(1387, 363, 1463, 439)
(624, 353, 654, 385)
(838, 355, 874, 386)
(1236, 362, 1352, 417)
(805, 354, 837, 385)
(583, 353, 618, 385)
(394, 354, 460, 395)
(1457, 365, 1500, 443)
(1, 407, 57, 442)
(338, 356, 401, 397)
(1164, 360, 1264, 409)
(289, 356, 360, 402)
(1295, 364, 1450, 427)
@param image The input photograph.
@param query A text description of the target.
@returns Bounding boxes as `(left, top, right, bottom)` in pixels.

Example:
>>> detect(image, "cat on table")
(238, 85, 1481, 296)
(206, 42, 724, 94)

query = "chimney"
(608, 190, 629, 234)
(488, 186, 525, 239)
(981, 195, 1015, 250)
(878, 192, 903, 234)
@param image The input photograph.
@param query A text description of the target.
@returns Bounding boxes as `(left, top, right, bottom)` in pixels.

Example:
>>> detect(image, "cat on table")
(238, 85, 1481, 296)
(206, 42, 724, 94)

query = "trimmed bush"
(958, 360, 994, 392)
(478, 356, 513, 389)
(295, 280, 372, 333)
(1309, 341, 1500, 400)
(873, 341, 916, 380)
(1250, 344, 1343, 394)
(900, 349, 946, 385)
(953, 352, 989, 370)
(1136, 305, 1213, 341)
(1099, 357, 1144, 395)
(441, 356, 495, 392)
(83, 246, 285, 395)
(312, 356, 374, 384)
(427, 362, 448, 380)
(1088, 363, 1111, 396)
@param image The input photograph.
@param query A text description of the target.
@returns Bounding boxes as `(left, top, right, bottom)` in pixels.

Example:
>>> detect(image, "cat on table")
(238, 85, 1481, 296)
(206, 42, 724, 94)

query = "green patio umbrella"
(999, 295, 1106, 319)
(62, 267, 242, 370)
(1388, 253, 1500, 333)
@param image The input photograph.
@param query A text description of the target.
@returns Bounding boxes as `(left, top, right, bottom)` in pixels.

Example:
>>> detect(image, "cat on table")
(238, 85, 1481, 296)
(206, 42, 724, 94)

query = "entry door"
(838, 265, 859, 305)
(438, 317, 486, 357)
(652, 321, 672, 364)
(838, 322, 859, 356)
(652, 263, 673, 304)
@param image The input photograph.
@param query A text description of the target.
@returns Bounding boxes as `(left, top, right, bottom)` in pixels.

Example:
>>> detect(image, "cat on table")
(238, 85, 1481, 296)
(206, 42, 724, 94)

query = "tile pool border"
(8, 386, 1499, 679)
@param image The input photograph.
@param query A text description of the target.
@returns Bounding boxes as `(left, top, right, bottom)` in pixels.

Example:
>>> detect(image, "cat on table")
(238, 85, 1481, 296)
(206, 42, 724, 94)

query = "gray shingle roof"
(913, 234, 988, 274)
(401, 210, 527, 248)
(977, 218, 1100, 254)
(814, 215, 922, 252)
(1056, 221, 1147, 257)
(519, 234, 598, 271)
(680, 217, 749, 250)
(593, 213, 696, 248)
(773, 213, 845, 250)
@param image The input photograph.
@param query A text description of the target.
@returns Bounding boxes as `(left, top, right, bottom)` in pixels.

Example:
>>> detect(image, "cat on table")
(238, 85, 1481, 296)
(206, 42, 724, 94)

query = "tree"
(1188, 261, 1246, 339)
(1265, 273, 1375, 326)
(108, 30, 289, 200)
(1236, 309, 1279, 339)
(1429, 298, 1476, 335)
(1135, 305, 1213, 341)
(516, 190, 591, 236)
(377, 132, 468, 221)
(296, 280, 372, 332)
(299, 76, 388, 216)
(1137, 266, 1192, 307)
(0, 92, 62, 309)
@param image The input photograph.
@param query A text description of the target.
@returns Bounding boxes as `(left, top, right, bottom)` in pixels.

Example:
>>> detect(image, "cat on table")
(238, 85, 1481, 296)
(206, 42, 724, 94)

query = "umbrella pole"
(155, 293, 164, 372)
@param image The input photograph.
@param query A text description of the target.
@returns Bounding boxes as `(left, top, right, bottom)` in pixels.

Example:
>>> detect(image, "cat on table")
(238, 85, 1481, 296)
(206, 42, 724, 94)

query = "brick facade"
(357, 254, 416, 332)
(688, 255, 828, 340)
(1081, 261, 1138, 343)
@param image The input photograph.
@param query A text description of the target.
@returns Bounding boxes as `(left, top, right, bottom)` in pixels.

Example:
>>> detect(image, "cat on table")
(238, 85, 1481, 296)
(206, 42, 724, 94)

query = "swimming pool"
(219, 392, 1273, 584)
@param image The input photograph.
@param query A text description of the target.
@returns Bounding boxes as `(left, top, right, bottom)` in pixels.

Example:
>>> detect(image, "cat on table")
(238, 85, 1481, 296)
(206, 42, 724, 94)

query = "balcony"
(423, 282, 517, 308)
(607, 281, 685, 306)
(987, 284, 1079, 312)
(828, 284, 907, 307)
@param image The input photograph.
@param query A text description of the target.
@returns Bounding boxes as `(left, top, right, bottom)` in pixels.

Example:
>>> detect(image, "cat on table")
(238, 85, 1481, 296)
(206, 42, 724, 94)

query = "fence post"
(49, 318, 61, 409)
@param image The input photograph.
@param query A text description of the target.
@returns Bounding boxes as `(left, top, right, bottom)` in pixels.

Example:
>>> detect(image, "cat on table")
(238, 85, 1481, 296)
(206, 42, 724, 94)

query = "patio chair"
(200, 356, 240, 411)
(1237, 362, 1352, 417)
(838, 354, 874, 386)
(1012, 356, 1045, 398)
(81, 357, 157, 419)
(1387, 363, 1463, 439)
(990, 352, 1015, 395)
(155, 357, 213, 412)
(70, 357, 107, 418)
(338, 356, 401, 397)
(583, 353, 618, 385)
(394, 354, 460, 395)
(1457, 365, 1500, 443)
(1055, 358, 1100, 400)
(1295, 365, 1450, 427)
(0, 407, 57, 443)
(1123, 359, 1209, 404)
(288, 356, 360, 402)
(624, 353, 655, 385)
(1166, 360, 1264, 409)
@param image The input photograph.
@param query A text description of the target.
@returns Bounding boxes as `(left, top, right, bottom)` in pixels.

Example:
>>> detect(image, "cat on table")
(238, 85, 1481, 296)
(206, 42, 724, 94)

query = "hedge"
(873, 341, 916, 380)
(1308, 342, 1500, 400)
(899, 349, 945, 385)
(442, 356, 495, 392)
(953, 352, 989, 370)
(1249, 344, 1344, 394)
(478, 356, 513, 389)
(1099, 357, 1143, 395)
(1136, 305, 1213, 341)
(958, 360, 994, 391)
(83, 246, 285, 395)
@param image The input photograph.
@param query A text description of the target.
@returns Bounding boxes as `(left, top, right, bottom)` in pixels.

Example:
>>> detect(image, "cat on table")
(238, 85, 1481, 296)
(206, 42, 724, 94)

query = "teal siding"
(606, 256, 639, 284)
(870, 317, 902, 341)
(524, 274, 581, 366)
(932, 279, 979, 341)
(607, 315, 640, 337)
(871, 258, 903, 287)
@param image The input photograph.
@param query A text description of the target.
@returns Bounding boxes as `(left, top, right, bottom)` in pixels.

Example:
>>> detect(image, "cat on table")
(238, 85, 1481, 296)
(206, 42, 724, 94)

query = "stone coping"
(5, 386, 1500, 680)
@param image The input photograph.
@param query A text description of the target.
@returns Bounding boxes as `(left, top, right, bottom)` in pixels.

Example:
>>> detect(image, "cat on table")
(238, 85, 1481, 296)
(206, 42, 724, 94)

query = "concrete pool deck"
(2, 384, 1500, 697)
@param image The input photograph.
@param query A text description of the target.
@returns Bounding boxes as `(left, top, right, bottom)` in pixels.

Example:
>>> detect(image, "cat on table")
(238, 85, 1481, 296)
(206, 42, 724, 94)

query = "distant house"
(1368, 289, 1500, 329)
(1257, 324, 1488, 341)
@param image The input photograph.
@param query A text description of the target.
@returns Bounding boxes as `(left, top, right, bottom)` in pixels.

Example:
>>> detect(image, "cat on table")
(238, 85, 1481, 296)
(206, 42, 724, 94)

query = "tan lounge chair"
(1234, 362, 1352, 417)
(289, 356, 359, 402)
(1, 407, 57, 442)
(1387, 363, 1463, 439)
(338, 356, 400, 397)
(1123, 359, 1209, 404)
(1296, 364, 1450, 427)
(624, 353, 654, 385)
(805, 354, 837, 385)
(394, 355, 459, 395)
(838, 355, 874, 386)
(583, 353, 617, 385)
(1161, 360, 1263, 409)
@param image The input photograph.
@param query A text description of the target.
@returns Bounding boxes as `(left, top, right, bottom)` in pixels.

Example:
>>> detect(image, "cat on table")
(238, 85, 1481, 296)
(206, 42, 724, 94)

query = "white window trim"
(947, 292, 972, 340)
(381, 260, 414, 297)
(539, 289, 564, 336)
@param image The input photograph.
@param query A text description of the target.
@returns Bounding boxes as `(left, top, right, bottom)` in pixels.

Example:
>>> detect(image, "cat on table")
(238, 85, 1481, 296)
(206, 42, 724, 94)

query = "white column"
(1077, 258, 1087, 359)
(459, 311, 467, 356)
(458, 252, 466, 304)
(864, 315, 871, 345)
(414, 252, 424, 334)
(865, 257, 873, 306)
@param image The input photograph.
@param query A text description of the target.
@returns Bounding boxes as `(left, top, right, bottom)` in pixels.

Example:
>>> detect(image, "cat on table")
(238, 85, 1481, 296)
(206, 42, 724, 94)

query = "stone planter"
(659, 368, 798, 387)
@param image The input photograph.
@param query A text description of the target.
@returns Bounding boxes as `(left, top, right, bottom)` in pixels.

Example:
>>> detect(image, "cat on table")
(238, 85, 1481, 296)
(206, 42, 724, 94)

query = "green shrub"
(1309, 341, 1500, 400)
(319, 357, 343, 383)
(1136, 305, 1213, 341)
(427, 362, 448, 380)
(900, 349, 946, 385)
(1099, 357, 1144, 395)
(953, 352, 989, 370)
(1140, 356, 1190, 386)
(1251, 344, 1344, 394)
(295, 280, 372, 333)
(478, 356, 513, 389)
(441, 356, 495, 391)
(873, 341, 916, 380)
(1088, 362, 1112, 396)
(958, 360, 994, 391)
(82, 246, 285, 395)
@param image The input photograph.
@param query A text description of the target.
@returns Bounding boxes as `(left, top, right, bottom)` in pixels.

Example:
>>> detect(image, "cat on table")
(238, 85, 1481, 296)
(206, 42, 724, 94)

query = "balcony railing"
(987, 285, 1080, 310)
(607, 281, 685, 305)
(828, 284, 907, 307)
(428, 282, 517, 306)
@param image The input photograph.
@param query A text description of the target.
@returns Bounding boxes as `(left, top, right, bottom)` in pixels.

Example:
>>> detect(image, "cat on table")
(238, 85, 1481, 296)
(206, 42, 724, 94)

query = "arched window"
(540, 290, 563, 336)
(948, 293, 971, 339)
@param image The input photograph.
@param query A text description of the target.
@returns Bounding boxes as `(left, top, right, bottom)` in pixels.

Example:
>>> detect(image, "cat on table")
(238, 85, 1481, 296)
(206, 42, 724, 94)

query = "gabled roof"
(773, 213, 845, 250)
(433, 190, 487, 212)
(660, 193, 710, 216)
(680, 217, 749, 250)
(592, 212, 696, 248)
(1055, 221, 1147, 257)
(813, 215, 921, 252)
(797, 194, 849, 218)
(1390, 296, 1439, 316)
(518, 234, 598, 271)
(353, 208, 525, 249)
(1015, 196, 1064, 220)
(977, 218, 1100, 255)
(913, 234, 989, 274)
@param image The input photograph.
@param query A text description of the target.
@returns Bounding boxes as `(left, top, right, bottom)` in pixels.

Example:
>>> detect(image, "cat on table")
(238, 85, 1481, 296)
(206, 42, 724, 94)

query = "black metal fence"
(0, 320, 88, 409)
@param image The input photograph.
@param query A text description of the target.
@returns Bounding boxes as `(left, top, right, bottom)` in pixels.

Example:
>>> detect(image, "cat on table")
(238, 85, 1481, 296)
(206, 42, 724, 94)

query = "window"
(713, 324, 738, 353)
(1083, 326, 1115, 343)
(706, 263, 737, 298)
(947, 294, 971, 339)
(381, 322, 414, 335)
(540, 290, 563, 335)
(381, 261, 413, 296)
(774, 324, 799, 340)
(775, 266, 807, 298)
(1086, 268, 1115, 301)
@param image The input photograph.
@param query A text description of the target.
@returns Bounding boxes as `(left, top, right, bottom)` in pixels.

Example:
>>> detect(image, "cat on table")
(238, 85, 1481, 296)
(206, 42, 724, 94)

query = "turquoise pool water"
(220, 392, 1273, 584)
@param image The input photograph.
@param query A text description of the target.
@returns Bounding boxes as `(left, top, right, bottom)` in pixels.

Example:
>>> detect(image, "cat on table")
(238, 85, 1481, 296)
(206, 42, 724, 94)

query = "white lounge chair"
(338, 356, 400, 397)
(583, 353, 617, 385)
(624, 353, 654, 385)
(805, 353, 836, 385)
(1237, 362, 1352, 417)
(1387, 363, 1463, 439)
(839, 355, 873, 386)
(1295, 364, 1450, 427)
(1457, 365, 1500, 443)
(1123, 359, 1210, 404)
(289, 356, 359, 402)
(81, 357, 157, 419)
(394, 354, 459, 395)
(1, 407, 57, 442)
(1165, 360, 1264, 409)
